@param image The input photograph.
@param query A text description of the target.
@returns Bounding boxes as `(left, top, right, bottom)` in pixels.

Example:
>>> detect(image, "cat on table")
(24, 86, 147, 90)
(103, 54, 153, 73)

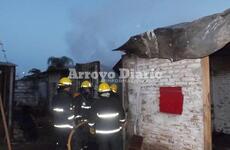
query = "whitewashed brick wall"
(122, 55, 204, 150)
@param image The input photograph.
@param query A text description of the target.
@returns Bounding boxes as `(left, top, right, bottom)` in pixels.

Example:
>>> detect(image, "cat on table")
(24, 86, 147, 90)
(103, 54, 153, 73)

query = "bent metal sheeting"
(115, 9, 230, 61)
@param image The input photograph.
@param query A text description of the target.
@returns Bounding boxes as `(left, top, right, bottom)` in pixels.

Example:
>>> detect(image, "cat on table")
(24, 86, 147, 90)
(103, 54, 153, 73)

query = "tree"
(47, 56, 74, 70)
(28, 68, 41, 75)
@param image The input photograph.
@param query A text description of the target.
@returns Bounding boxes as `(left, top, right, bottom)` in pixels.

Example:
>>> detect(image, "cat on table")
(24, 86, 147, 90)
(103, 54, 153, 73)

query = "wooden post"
(8, 67, 15, 131)
(121, 56, 126, 150)
(0, 95, 12, 150)
(201, 57, 212, 150)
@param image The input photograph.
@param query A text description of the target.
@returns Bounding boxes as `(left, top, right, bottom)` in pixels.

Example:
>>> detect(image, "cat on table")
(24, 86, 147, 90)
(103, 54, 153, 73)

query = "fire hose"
(67, 121, 89, 150)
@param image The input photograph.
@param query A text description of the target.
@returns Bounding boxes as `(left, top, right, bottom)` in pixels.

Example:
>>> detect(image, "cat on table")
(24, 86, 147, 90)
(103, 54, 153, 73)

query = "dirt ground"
(11, 122, 56, 150)
(7, 132, 230, 150)
(10, 125, 97, 150)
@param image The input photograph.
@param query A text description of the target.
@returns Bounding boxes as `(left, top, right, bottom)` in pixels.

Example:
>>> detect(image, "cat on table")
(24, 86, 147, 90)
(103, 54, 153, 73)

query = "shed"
(0, 62, 15, 140)
(115, 9, 230, 150)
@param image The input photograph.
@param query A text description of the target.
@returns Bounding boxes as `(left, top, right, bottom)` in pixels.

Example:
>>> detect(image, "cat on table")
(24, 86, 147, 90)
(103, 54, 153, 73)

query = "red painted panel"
(159, 87, 183, 115)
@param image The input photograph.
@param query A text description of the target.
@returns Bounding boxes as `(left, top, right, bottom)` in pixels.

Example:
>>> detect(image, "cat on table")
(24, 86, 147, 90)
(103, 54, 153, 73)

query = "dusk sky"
(0, 0, 230, 76)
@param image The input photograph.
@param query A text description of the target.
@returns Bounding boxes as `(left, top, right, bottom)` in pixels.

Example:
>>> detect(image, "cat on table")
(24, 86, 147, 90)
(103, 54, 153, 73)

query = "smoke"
(66, 0, 157, 67)
(66, 0, 221, 67)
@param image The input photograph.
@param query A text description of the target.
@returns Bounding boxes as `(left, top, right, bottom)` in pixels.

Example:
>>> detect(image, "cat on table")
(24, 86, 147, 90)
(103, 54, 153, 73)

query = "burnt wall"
(14, 79, 48, 107)
(210, 55, 230, 134)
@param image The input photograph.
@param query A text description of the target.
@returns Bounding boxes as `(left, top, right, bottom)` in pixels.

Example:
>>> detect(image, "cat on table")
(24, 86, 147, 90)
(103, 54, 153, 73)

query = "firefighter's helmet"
(110, 84, 118, 93)
(98, 82, 111, 93)
(81, 80, 92, 88)
(58, 77, 72, 86)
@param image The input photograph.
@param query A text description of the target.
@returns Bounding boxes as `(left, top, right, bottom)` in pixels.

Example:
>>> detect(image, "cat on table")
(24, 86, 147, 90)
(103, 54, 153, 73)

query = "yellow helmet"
(81, 80, 92, 88)
(98, 82, 111, 93)
(110, 84, 118, 93)
(58, 77, 72, 86)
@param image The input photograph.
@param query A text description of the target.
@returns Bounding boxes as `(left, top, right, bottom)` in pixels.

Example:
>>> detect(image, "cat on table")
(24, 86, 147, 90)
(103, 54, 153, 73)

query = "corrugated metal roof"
(115, 9, 230, 61)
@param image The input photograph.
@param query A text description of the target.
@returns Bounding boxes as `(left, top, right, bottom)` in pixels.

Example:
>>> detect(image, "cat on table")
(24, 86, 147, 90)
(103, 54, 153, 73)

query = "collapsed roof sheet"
(115, 9, 230, 61)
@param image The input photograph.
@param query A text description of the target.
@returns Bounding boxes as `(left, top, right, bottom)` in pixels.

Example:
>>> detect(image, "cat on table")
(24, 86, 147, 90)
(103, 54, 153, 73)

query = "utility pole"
(0, 41, 8, 62)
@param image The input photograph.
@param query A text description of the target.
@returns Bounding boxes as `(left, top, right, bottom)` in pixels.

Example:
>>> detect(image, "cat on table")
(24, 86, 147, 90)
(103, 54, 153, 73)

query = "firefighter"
(72, 80, 94, 150)
(74, 80, 94, 122)
(110, 83, 119, 98)
(52, 77, 74, 150)
(88, 82, 126, 150)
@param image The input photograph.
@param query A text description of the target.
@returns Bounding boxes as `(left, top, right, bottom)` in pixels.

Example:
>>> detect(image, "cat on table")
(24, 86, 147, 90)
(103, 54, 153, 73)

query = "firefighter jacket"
(52, 91, 74, 129)
(88, 96, 126, 135)
(74, 93, 94, 121)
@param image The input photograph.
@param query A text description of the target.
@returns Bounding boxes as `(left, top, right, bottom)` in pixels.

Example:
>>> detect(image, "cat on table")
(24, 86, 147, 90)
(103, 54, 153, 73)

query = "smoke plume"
(66, 0, 157, 67)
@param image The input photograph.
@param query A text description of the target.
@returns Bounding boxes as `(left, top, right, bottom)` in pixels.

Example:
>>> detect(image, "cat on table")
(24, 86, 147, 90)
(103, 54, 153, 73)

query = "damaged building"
(0, 62, 15, 148)
(115, 9, 230, 150)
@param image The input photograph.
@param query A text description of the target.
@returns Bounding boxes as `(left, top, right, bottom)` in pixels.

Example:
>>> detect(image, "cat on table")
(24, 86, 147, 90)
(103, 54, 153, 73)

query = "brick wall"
(122, 55, 204, 150)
